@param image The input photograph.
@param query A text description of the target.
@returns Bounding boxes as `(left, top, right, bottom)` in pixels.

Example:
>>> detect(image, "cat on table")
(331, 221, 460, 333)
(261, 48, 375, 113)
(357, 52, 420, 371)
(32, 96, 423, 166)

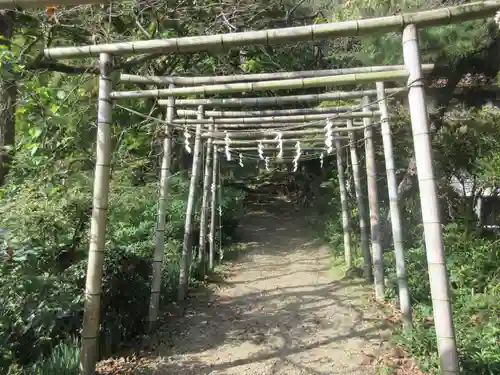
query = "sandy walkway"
(118, 201, 390, 375)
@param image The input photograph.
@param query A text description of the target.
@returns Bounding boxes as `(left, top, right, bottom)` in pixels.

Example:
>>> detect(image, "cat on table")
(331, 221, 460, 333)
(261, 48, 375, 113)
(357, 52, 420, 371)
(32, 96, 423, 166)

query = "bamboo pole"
(169, 88, 405, 107)
(217, 161, 223, 262)
(265, 157, 323, 164)
(121, 64, 435, 86)
(204, 127, 362, 139)
(176, 105, 376, 118)
(403, 24, 459, 374)
(231, 146, 326, 151)
(208, 126, 219, 271)
(80, 53, 113, 375)
(335, 136, 352, 269)
(213, 137, 327, 145)
(174, 112, 379, 125)
(198, 124, 213, 278)
(45, 2, 500, 59)
(205, 121, 365, 129)
(363, 96, 384, 300)
(110, 71, 408, 99)
(0, 0, 107, 8)
(178, 119, 203, 302)
(376, 81, 412, 328)
(201, 130, 352, 138)
(347, 119, 372, 280)
(148, 85, 175, 331)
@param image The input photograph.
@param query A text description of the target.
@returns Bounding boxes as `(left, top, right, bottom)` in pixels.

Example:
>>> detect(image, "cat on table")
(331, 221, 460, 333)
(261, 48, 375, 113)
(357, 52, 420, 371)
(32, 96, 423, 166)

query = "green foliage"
(328, 0, 497, 66)
(384, 224, 500, 374)
(25, 337, 80, 375)
(0, 254, 82, 369)
(310, 100, 500, 374)
(0, 44, 25, 80)
(1, 1, 499, 374)
(0, 170, 244, 372)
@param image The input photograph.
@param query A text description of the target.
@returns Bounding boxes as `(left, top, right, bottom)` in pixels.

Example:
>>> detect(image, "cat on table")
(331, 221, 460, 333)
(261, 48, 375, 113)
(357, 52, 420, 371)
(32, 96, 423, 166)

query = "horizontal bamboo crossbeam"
(205, 125, 365, 139)
(254, 157, 323, 164)
(173, 112, 378, 125)
(121, 64, 434, 85)
(210, 121, 365, 129)
(213, 137, 326, 145)
(45, 1, 500, 59)
(205, 128, 361, 139)
(168, 81, 475, 108)
(175, 105, 377, 118)
(230, 146, 326, 151)
(110, 70, 409, 99)
(0, 0, 106, 7)
(168, 88, 405, 107)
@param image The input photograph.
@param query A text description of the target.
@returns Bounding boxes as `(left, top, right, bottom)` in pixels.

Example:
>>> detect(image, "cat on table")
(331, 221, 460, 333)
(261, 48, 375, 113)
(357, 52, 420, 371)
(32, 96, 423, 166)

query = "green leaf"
(28, 127, 42, 140)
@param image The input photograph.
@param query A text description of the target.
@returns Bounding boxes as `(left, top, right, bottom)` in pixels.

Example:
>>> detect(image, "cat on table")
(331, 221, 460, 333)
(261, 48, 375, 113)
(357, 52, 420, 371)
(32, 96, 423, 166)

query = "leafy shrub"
(0, 172, 244, 372)
(25, 337, 80, 375)
(385, 224, 500, 374)
(0, 258, 82, 368)
(314, 174, 499, 374)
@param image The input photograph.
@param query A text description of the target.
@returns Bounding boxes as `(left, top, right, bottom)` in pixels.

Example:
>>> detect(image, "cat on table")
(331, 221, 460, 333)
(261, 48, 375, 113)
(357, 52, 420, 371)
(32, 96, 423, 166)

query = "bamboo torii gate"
(117, 68, 396, 334)
(39, 2, 500, 374)
(159, 90, 405, 323)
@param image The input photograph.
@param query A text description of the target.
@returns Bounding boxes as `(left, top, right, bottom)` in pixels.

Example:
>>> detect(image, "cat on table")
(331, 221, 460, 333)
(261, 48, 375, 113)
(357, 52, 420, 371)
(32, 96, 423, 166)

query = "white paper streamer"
(293, 141, 302, 172)
(325, 119, 333, 155)
(224, 131, 232, 161)
(274, 132, 283, 159)
(265, 156, 270, 171)
(258, 141, 264, 160)
(184, 130, 192, 154)
(239, 153, 244, 167)
(320, 152, 324, 168)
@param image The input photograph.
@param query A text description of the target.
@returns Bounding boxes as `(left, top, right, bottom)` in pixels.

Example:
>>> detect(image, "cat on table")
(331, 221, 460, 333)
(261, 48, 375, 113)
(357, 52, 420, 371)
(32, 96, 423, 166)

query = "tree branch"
(28, 59, 99, 74)
(27, 51, 167, 75)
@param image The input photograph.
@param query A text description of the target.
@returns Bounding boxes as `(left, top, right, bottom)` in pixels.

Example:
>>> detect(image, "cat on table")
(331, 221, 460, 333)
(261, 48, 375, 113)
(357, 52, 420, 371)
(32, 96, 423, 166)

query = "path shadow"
(129, 279, 387, 375)
(100, 199, 388, 375)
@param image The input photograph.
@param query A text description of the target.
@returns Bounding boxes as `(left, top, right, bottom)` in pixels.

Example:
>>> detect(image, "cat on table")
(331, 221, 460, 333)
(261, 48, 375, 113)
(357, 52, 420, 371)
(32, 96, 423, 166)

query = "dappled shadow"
(99, 200, 388, 375)
(127, 279, 387, 375)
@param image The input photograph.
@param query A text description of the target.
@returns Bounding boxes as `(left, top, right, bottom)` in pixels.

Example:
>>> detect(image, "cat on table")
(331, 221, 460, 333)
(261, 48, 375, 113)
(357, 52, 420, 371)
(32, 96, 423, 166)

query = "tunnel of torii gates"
(14, 0, 500, 374)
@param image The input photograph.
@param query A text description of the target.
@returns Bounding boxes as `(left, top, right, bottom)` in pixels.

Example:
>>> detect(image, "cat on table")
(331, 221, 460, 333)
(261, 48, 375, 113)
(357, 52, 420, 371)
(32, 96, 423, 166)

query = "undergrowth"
(385, 224, 500, 375)
(314, 185, 500, 375)
(0, 172, 245, 374)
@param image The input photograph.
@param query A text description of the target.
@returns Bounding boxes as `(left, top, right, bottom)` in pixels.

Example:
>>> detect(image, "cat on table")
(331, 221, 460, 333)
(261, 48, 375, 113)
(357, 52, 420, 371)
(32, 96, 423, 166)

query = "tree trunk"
(0, 10, 16, 186)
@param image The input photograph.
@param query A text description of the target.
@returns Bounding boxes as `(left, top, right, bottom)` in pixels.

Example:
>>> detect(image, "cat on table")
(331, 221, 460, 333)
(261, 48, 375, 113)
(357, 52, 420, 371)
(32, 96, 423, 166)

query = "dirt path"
(112, 201, 391, 375)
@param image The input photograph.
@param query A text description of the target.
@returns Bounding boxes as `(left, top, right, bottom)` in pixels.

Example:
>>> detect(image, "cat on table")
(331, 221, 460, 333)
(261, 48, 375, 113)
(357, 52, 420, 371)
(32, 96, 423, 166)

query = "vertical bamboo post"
(148, 85, 175, 331)
(217, 159, 224, 262)
(198, 122, 213, 278)
(209, 126, 219, 270)
(335, 135, 352, 269)
(178, 116, 203, 302)
(403, 24, 459, 374)
(376, 81, 412, 328)
(195, 108, 205, 267)
(363, 96, 384, 300)
(347, 119, 372, 280)
(80, 53, 113, 375)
